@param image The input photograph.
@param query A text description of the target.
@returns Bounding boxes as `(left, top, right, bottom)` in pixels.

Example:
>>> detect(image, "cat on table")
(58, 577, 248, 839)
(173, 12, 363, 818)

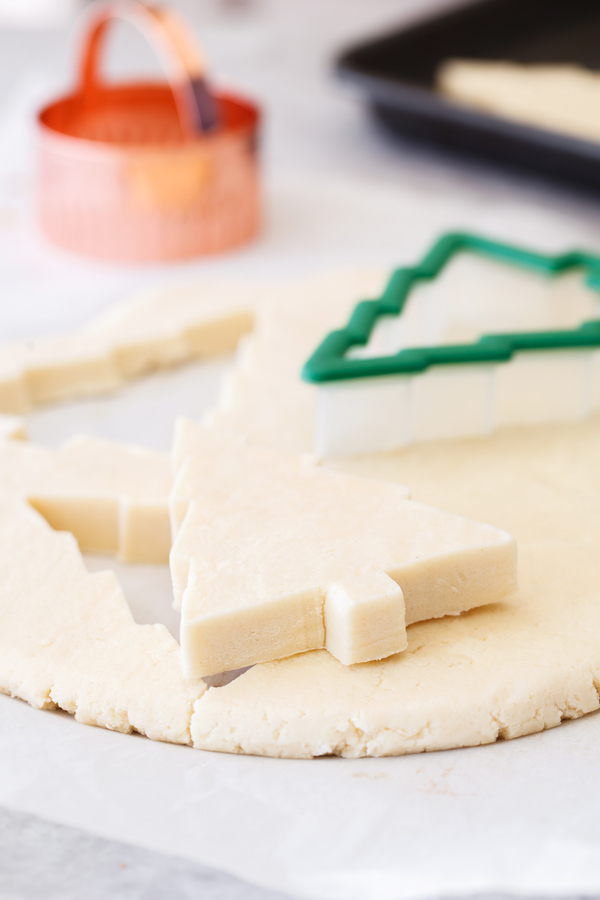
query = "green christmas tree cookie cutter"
(302, 231, 600, 384)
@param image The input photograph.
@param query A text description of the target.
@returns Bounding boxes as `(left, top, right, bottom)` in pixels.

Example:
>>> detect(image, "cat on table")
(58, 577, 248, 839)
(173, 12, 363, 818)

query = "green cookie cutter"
(301, 232, 600, 384)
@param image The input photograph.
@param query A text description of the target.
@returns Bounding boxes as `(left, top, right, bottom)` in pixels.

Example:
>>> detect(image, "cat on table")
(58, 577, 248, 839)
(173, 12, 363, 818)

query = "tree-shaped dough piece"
(171, 421, 517, 678)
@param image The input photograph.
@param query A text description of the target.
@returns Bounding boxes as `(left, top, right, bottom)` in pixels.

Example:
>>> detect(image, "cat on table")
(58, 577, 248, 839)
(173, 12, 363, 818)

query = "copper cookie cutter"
(38, 0, 261, 262)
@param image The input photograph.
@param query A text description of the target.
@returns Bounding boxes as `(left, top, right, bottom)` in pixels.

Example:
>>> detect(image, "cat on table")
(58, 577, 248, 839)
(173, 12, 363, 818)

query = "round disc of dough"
(191, 418, 600, 758)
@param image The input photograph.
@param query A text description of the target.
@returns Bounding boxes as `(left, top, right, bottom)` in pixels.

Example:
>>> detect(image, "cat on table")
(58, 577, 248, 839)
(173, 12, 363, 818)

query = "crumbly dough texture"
(437, 60, 600, 144)
(0, 498, 204, 742)
(171, 421, 516, 677)
(0, 281, 256, 414)
(0, 435, 172, 562)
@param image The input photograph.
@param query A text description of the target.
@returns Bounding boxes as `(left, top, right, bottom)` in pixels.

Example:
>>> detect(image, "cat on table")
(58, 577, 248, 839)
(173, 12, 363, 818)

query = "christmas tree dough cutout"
(171, 421, 518, 678)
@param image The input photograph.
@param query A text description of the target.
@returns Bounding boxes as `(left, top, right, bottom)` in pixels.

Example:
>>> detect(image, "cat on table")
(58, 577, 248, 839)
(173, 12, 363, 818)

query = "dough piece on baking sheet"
(0, 498, 203, 744)
(0, 413, 25, 440)
(0, 435, 172, 563)
(206, 268, 388, 454)
(0, 281, 257, 414)
(170, 421, 517, 678)
(437, 60, 600, 144)
(191, 418, 600, 758)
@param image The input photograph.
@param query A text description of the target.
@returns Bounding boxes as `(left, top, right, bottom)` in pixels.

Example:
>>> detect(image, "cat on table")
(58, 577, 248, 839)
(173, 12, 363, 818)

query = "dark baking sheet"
(336, 0, 600, 190)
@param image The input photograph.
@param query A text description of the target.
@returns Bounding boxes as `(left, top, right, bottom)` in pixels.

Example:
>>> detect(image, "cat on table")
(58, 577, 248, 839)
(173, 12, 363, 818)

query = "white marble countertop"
(1, 805, 294, 900)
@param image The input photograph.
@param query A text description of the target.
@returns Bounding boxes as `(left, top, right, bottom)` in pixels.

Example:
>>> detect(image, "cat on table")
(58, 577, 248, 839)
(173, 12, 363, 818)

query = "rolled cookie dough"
(171, 421, 517, 677)
(4, 266, 599, 760)
(0, 281, 256, 414)
(0, 498, 203, 743)
(0, 435, 172, 562)
(190, 417, 600, 757)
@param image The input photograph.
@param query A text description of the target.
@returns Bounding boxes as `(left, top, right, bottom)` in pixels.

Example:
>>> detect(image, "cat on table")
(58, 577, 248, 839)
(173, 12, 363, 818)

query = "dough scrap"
(191, 417, 600, 757)
(171, 421, 517, 677)
(0, 498, 203, 743)
(0, 435, 172, 562)
(0, 281, 256, 414)
(437, 60, 600, 144)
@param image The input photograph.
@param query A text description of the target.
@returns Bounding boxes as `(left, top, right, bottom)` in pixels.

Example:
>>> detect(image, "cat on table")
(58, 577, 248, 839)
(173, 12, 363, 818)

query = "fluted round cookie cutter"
(37, 0, 261, 262)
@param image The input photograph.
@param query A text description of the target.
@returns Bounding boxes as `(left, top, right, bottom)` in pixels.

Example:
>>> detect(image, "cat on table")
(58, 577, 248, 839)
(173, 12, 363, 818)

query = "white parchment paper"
(3, 689, 600, 900)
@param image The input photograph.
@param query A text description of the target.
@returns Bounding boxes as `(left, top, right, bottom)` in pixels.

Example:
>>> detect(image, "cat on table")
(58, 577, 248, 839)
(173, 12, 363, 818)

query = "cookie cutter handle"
(78, 0, 218, 135)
